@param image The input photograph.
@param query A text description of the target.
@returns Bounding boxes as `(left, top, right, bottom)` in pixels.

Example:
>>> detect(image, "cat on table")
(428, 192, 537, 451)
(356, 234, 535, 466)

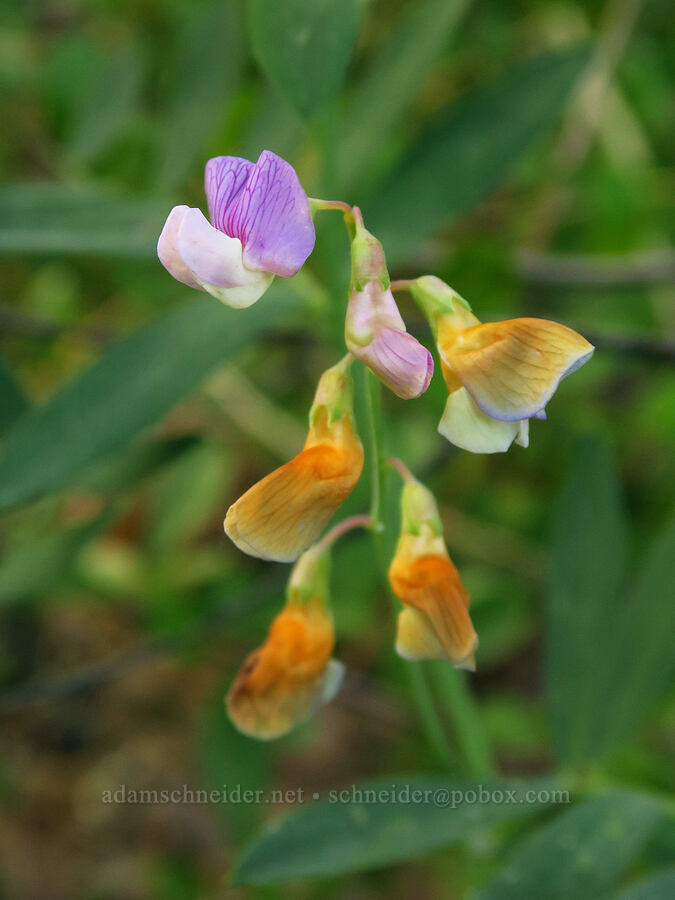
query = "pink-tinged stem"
(309, 198, 353, 215)
(389, 279, 415, 293)
(385, 456, 416, 483)
(315, 514, 372, 552)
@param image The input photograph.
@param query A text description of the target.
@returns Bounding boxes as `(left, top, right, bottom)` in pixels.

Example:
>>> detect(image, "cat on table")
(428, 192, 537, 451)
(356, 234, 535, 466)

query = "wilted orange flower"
(224, 356, 364, 562)
(226, 545, 343, 739)
(388, 468, 477, 670)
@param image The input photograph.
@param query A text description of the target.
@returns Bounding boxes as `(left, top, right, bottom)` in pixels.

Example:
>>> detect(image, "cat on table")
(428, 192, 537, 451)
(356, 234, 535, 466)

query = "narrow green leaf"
(0, 511, 114, 603)
(476, 792, 663, 900)
(157, 3, 243, 191)
(0, 183, 166, 257)
(366, 47, 589, 262)
(603, 512, 675, 753)
(613, 868, 675, 900)
(0, 354, 29, 437)
(247, 0, 360, 118)
(546, 438, 627, 766)
(68, 46, 143, 164)
(0, 287, 301, 511)
(340, 0, 471, 188)
(233, 777, 560, 884)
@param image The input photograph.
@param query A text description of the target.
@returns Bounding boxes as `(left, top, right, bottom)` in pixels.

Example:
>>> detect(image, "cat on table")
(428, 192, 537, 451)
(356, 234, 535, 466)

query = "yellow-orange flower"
(224, 356, 364, 562)
(226, 545, 343, 739)
(410, 276, 594, 453)
(388, 474, 477, 670)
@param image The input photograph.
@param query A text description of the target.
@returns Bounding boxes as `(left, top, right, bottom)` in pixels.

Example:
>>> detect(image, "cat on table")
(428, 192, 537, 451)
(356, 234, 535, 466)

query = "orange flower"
(409, 276, 594, 453)
(224, 356, 364, 562)
(388, 472, 477, 670)
(226, 545, 343, 739)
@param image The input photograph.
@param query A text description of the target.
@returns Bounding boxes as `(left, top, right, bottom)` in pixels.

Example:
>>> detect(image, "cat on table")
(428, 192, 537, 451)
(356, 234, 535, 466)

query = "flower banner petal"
(225, 150, 315, 277)
(448, 318, 594, 421)
(205, 155, 254, 233)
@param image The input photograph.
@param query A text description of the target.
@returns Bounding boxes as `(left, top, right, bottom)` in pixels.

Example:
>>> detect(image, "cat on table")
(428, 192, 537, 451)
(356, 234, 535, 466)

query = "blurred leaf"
(340, 0, 471, 188)
(247, 0, 360, 118)
(0, 354, 28, 437)
(157, 2, 243, 191)
(0, 511, 113, 603)
(0, 287, 301, 511)
(146, 441, 231, 552)
(613, 868, 675, 900)
(68, 46, 143, 164)
(197, 692, 271, 834)
(546, 438, 628, 767)
(0, 183, 166, 256)
(476, 792, 663, 900)
(602, 511, 675, 753)
(367, 47, 589, 261)
(73, 436, 200, 495)
(234, 777, 559, 883)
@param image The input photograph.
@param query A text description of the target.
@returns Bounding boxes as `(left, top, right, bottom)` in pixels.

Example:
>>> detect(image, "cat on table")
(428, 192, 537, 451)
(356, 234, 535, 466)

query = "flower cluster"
(158, 150, 593, 739)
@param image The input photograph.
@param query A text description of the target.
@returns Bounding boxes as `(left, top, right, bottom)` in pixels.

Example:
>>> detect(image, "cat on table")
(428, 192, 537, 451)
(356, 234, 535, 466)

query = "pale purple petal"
(157, 206, 202, 289)
(204, 156, 254, 233)
(224, 150, 315, 277)
(346, 282, 405, 341)
(351, 326, 433, 399)
(175, 207, 250, 288)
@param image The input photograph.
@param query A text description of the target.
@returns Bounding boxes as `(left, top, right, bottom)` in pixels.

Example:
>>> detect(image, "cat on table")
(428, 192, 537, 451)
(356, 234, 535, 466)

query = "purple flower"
(345, 281, 433, 399)
(157, 150, 315, 308)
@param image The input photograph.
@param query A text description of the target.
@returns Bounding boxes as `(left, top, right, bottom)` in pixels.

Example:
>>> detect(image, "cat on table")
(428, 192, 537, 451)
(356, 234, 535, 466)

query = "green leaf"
(0, 183, 166, 257)
(247, 0, 360, 118)
(476, 792, 663, 900)
(233, 777, 560, 884)
(0, 354, 28, 437)
(546, 438, 628, 767)
(340, 0, 471, 188)
(0, 287, 301, 512)
(613, 868, 675, 900)
(68, 46, 144, 164)
(603, 511, 675, 753)
(366, 47, 589, 262)
(0, 511, 114, 603)
(157, 3, 243, 191)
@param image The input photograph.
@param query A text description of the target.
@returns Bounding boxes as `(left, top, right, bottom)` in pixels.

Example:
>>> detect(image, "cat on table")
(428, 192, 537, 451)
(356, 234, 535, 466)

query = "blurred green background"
(0, 0, 673, 897)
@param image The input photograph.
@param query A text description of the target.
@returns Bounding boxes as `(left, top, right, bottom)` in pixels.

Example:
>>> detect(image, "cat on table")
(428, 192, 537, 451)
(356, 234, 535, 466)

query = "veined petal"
(174, 207, 273, 308)
(226, 599, 341, 740)
(439, 387, 521, 453)
(351, 326, 433, 399)
(157, 206, 203, 289)
(224, 418, 364, 562)
(447, 318, 594, 421)
(346, 283, 433, 399)
(389, 554, 478, 669)
(205, 156, 254, 232)
(225, 150, 315, 277)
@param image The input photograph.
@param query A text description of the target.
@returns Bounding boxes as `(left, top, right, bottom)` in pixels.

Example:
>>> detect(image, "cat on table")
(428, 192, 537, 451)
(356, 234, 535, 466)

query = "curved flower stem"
(385, 455, 416, 484)
(315, 514, 372, 554)
(309, 198, 357, 241)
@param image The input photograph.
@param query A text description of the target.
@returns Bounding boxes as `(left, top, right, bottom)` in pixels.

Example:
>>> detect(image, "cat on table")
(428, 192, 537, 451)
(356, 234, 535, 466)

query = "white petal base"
(439, 387, 526, 454)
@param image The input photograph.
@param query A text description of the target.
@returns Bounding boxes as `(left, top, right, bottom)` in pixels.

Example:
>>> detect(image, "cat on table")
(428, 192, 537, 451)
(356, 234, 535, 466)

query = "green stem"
(364, 369, 383, 528)
(361, 367, 455, 769)
(431, 661, 496, 778)
(406, 664, 457, 770)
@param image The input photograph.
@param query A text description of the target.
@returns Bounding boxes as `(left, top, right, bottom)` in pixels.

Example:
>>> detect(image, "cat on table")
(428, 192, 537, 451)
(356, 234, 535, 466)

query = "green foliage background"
(0, 0, 673, 897)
